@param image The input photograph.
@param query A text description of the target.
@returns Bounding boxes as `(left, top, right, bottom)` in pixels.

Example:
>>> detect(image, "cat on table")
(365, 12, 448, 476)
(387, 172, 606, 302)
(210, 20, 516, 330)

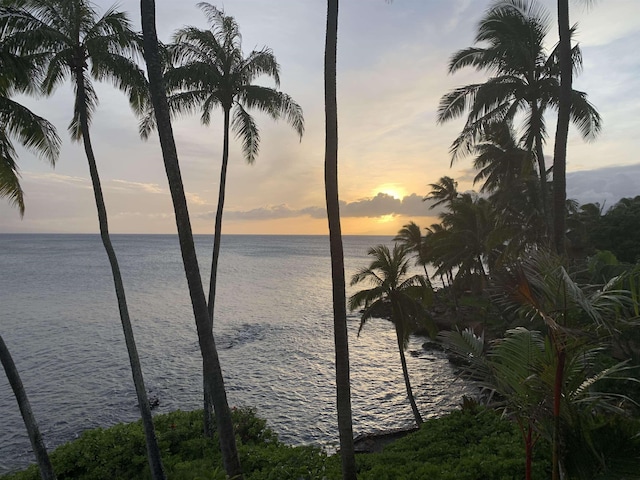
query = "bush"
(2, 407, 552, 480)
(356, 408, 551, 480)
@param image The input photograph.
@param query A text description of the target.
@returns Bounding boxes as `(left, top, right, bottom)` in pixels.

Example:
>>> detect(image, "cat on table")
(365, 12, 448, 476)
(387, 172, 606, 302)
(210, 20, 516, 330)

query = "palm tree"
(438, 0, 600, 230)
(140, 1, 243, 478)
(435, 193, 499, 292)
(349, 244, 434, 426)
(394, 221, 432, 287)
(471, 123, 547, 261)
(1, 334, 56, 480)
(424, 175, 458, 210)
(324, 0, 357, 478)
(0, 48, 60, 215)
(471, 122, 532, 196)
(0, 1, 165, 477)
(140, 3, 304, 434)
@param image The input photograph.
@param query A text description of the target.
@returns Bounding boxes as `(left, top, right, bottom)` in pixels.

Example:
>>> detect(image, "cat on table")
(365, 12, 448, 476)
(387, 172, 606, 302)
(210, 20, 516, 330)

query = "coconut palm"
(139, 3, 304, 435)
(1, 334, 56, 480)
(471, 122, 532, 196)
(349, 244, 434, 426)
(0, 1, 164, 477)
(0, 48, 59, 215)
(471, 122, 547, 261)
(424, 175, 458, 210)
(139, 1, 243, 477)
(439, 194, 499, 290)
(438, 0, 600, 230)
(394, 221, 432, 287)
(324, 0, 357, 477)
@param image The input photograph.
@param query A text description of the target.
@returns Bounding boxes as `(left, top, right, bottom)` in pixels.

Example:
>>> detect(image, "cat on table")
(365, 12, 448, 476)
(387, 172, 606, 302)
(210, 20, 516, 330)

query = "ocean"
(0, 234, 470, 473)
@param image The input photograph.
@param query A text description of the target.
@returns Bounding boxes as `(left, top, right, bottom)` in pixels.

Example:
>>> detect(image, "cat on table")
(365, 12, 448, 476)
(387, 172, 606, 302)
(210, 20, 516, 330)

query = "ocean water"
(0, 234, 470, 474)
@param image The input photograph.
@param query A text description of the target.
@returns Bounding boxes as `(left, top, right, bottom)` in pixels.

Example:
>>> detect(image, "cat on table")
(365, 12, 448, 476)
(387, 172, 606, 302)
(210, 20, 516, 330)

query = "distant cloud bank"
(205, 192, 436, 222)
(213, 163, 640, 222)
(567, 163, 640, 209)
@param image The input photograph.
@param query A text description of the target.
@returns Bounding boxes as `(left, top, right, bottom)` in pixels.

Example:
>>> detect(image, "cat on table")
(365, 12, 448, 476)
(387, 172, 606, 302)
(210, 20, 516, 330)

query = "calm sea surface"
(0, 234, 469, 473)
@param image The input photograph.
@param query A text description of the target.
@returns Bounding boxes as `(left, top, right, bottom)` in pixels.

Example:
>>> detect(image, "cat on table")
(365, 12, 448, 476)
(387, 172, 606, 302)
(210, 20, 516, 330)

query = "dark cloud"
(214, 192, 436, 221)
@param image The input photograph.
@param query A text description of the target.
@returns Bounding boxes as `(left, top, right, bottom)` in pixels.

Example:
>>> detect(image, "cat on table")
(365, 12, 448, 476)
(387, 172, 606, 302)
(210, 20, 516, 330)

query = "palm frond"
(231, 103, 259, 164)
(239, 86, 304, 139)
(0, 95, 60, 164)
(0, 135, 25, 215)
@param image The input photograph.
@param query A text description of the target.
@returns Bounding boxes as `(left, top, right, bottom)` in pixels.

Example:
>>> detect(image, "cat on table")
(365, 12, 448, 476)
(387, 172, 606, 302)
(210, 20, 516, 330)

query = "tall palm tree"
(1, 334, 56, 480)
(140, 4, 304, 434)
(438, 0, 600, 230)
(0, 48, 59, 215)
(140, 1, 243, 478)
(349, 244, 434, 426)
(324, 0, 357, 477)
(0, 1, 165, 477)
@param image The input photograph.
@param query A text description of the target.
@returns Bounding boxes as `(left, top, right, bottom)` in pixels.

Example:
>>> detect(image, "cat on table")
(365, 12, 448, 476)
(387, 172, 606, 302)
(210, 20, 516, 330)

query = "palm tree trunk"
(531, 101, 551, 237)
(525, 422, 533, 480)
(140, 3, 243, 478)
(394, 325, 423, 426)
(422, 265, 433, 289)
(324, 1, 357, 478)
(0, 334, 56, 480)
(203, 106, 231, 438)
(74, 69, 166, 480)
(552, 344, 566, 480)
(552, 0, 572, 255)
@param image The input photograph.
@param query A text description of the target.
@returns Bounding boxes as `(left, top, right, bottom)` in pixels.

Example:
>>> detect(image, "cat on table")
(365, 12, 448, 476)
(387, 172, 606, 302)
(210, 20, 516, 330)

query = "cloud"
(212, 192, 434, 222)
(110, 179, 166, 194)
(26, 172, 91, 188)
(567, 163, 640, 208)
(213, 163, 640, 224)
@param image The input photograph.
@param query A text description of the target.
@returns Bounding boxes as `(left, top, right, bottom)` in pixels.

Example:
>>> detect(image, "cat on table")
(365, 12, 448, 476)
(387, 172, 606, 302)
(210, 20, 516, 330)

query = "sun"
(374, 184, 406, 200)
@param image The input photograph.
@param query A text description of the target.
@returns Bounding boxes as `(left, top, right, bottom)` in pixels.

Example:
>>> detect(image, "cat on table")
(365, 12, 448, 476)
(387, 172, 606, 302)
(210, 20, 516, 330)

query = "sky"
(1, 0, 639, 235)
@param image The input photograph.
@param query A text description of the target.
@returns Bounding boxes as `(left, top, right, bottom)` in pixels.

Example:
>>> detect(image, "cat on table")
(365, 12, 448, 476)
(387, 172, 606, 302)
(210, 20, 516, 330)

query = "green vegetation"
(3, 407, 561, 480)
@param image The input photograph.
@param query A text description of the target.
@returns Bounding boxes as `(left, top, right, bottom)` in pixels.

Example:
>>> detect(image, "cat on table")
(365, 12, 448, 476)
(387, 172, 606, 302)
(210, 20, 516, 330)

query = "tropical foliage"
(442, 250, 640, 479)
